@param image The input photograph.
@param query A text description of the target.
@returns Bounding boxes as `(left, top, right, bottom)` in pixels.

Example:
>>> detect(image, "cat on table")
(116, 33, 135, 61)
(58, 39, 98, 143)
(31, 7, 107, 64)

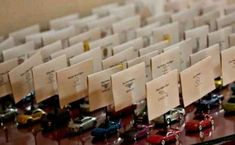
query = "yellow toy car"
(17, 108, 46, 126)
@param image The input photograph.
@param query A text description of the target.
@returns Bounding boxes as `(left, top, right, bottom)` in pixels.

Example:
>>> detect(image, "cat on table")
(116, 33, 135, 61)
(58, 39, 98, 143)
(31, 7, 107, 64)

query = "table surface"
(1, 88, 235, 145)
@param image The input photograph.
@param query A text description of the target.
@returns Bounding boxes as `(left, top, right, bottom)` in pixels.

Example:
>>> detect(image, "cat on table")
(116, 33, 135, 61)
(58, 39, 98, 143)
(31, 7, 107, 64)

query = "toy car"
(185, 114, 214, 132)
(134, 108, 148, 125)
(17, 108, 46, 126)
(154, 107, 185, 125)
(196, 94, 223, 110)
(41, 109, 70, 133)
(222, 96, 235, 113)
(120, 124, 150, 142)
(0, 107, 18, 123)
(68, 116, 97, 134)
(91, 121, 121, 138)
(146, 128, 181, 145)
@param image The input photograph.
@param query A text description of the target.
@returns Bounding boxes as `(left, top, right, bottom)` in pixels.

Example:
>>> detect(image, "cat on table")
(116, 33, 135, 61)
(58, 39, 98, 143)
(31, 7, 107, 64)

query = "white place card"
(40, 40, 63, 62)
(194, 10, 220, 32)
(0, 59, 18, 97)
(139, 40, 169, 56)
(208, 26, 232, 50)
(88, 65, 123, 111)
(9, 25, 40, 44)
(0, 37, 15, 62)
(69, 27, 102, 46)
(164, 39, 193, 71)
(190, 44, 221, 78)
(57, 59, 93, 107)
(180, 57, 215, 107)
(32, 55, 68, 103)
(128, 50, 159, 82)
(229, 33, 235, 47)
(147, 13, 171, 25)
(136, 22, 160, 46)
(146, 70, 179, 121)
(68, 14, 98, 33)
(151, 46, 181, 79)
(185, 25, 209, 52)
(49, 13, 79, 30)
(111, 63, 146, 111)
(109, 4, 136, 20)
(103, 47, 136, 69)
(89, 34, 120, 59)
(112, 15, 141, 43)
(112, 37, 143, 57)
(92, 3, 119, 17)
(70, 47, 102, 72)
(3, 42, 35, 61)
(8, 52, 43, 103)
(153, 22, 179, 45)
(221, 46, 235, 86)
(217, 12, 235, 30)
(88, 15, 118, 37)
(51, 42, 84, 60)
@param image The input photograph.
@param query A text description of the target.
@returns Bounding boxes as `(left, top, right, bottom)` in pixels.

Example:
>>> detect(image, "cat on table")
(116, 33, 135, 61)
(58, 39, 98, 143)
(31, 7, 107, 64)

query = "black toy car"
(41, 109, 70, 133)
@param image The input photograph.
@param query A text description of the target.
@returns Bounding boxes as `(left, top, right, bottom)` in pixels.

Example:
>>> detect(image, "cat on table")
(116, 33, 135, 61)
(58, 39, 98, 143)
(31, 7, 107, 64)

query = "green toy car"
(223, 96, 235, 113)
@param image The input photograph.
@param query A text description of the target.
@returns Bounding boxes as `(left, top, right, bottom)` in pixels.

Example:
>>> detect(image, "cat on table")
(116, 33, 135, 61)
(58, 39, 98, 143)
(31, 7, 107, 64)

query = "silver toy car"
(68, 116, 97, 133)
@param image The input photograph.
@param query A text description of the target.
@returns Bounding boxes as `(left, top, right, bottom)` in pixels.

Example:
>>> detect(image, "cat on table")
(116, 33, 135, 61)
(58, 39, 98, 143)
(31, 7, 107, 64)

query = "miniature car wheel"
(219, 99, 222, 105)
(199, 124, 203, 131)
(134, 136, 137, 142)
(161, 139, 166, 145)
(207, 104, 211, 110)
(166, 118, 171, 125)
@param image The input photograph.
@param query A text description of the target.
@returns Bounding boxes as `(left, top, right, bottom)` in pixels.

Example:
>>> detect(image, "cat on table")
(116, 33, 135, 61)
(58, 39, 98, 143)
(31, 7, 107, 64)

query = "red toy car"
(146, 128, 181, 145)
(185, 114, 214, 132)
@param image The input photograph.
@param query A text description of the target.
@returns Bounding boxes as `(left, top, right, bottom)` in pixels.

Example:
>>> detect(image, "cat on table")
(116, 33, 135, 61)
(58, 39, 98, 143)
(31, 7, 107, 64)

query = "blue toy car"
(197, 94, 224, 110)
(91, 121, 121, 138)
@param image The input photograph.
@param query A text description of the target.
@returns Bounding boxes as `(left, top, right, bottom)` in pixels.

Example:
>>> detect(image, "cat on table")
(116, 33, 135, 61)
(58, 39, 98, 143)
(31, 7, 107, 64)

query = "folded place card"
(180, 56, 215, 107)
(70, 47, 102, 72)
(112, 37, 143, 57)
(164, 39, 193, 71)
(153, 22, 180, 45)
(139, 40, 169, 56)
(109, 4, 136, 20)
(190, 44, 221, 78)
(40, 40, 63, 62)
(42, 26, 76, 47)
(112, 15, 141, 43)
(224, 5, 235, 15)
(171, 8, 195, 39)
(111, 63, 146, 111)
(0, 58, 18, 97)
(51, 42, 84, 60)
(146, 70, 179, 121)
(26, 30, 55, 49)
(217, 12, 235, 30)
(229, 33, 235, 47)
(103, 47, 136, 69)
(185, 25, 209, 52)
(49, 13, 79, 30)
(69, 27, 102, 46)
(32, 55, 68, 103)
(127, 50, 160, 82)
(92, 3, 119, 17)
(194, 10, 220, 32)
(88, 15, 118, 37)
(88, 65, 123, 111)
(89, 34, 120, 59)
(0, 37, 15, 62)
(68, 14, 98, 33)
(147, 13, 171, 25)
(3, 42, 35, 61)
(136, 22, 160, 46)
(9, 25, 40, 45)
(8, 52, 43, 103)
(208, 26, 232, 50)
(151, 46, 181, 79)
(57, 59, 93, 107)
(0, 36, 4, 42)
(221, 46, 235, 86)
